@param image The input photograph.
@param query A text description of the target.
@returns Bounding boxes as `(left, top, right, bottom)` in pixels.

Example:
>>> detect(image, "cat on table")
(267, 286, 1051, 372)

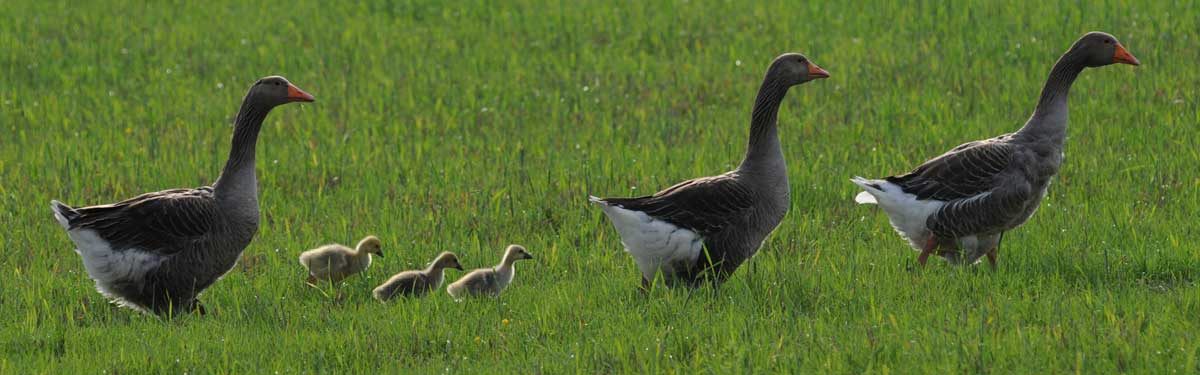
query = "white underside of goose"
(589, 197, 703, 281)
(850, 177, 946, 250)
(52, 203, 164, 309)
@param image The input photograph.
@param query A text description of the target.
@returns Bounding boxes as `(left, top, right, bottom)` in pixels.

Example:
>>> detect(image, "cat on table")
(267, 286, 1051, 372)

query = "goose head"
(1071, 32, 1140, 67)
(357, 235, 383, 258)
(433, 251, 464, 271)
(503, 244, 534, 264)
(246, 76, 315, 107)
(766, 53, 830, 86)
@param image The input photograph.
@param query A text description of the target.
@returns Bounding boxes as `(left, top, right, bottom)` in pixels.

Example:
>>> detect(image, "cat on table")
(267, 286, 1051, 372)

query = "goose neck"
(737, 76, 790, 173)
(214, 97, 271, 201)
(1018, 50, 1085, 141)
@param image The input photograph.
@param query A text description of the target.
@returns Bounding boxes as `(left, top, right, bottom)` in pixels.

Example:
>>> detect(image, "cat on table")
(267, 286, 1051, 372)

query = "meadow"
(2, 0, 1198, 373)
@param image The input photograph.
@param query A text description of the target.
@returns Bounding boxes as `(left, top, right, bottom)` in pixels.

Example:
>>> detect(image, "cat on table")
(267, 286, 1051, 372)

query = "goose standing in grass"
(852, 32, 1140, 268)
(299, 236, 384, 284)
(49, 76, 315, 315)
(590, 53, 829, 288)
(446, 245, 533, 299)
(373, 252, 463, 301)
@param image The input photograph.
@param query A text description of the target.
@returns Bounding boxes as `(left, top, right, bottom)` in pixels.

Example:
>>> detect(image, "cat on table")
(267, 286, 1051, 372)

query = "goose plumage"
(852, 32, 1139, 267)
(591, 53, 829, 288)
(50, 76, 315, 315)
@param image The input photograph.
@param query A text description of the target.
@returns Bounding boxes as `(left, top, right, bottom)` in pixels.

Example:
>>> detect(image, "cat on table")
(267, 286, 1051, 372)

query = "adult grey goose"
(50, 76, 315, 315)
(851, 32, 1139, 267)
(590, 53, 829, 288)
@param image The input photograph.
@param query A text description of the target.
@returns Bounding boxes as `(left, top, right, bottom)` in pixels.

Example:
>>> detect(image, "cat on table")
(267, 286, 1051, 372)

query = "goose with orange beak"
(852, 32, 1140, 268)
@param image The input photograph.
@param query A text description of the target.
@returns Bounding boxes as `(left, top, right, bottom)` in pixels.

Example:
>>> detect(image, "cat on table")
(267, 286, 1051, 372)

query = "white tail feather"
(50, 200, 71, 229)
(850, 177, 882, 205)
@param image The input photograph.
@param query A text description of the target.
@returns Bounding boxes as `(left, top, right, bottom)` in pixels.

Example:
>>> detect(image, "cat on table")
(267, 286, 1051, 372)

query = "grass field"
(2, 0, 1198, 373)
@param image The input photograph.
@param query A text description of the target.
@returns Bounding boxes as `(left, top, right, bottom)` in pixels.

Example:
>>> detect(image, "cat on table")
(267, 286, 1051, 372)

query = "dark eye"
(1104, 39, 1111, 44)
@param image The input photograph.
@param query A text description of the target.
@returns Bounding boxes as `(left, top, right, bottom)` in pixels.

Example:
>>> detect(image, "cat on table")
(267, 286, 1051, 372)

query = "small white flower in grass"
(273, 159, 279, 164)
(120, 48, 128, 54)
(217, 82, 224, 89)
(735, 59, 742, 66)
(481, 107, 489, 112)
(166, 68, 172, 75)
(240, 39, 248, 45)
(108, 91, 115, 97)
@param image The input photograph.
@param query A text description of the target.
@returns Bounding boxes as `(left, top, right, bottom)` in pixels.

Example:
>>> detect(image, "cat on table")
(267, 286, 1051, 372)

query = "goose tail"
(50, 200, 76, 229)
(850, 177, 881, 205)
(587, 195, 608, 205)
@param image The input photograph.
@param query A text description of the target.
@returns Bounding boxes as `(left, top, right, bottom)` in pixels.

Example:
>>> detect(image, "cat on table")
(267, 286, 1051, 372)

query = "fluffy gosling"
(299, 235, 383, 284)
(446, 245, 533, 300)
(373, 252, 464, 301)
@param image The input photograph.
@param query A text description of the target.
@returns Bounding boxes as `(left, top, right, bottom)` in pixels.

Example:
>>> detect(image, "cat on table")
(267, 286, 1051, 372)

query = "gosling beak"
(286, 83, 316, 102)
(524, 253, 535, 260)
(808, 62, 830, 79)
(376, 250, 384, 258)
(455, 264, 464, 271)
(1113, 43, 1140, 66)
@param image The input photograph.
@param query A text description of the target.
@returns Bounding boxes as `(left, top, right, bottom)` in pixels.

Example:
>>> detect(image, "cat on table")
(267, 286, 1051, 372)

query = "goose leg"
(918, 236, 937, 267)
(639, 277, 651, 293)
(193, 300, 207, 316)
(305, 274, 318, 285)
(985, 232, 1004, 270)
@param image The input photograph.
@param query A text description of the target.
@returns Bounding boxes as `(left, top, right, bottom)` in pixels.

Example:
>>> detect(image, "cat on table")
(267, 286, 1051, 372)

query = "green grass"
(2, 0, 1198, 373)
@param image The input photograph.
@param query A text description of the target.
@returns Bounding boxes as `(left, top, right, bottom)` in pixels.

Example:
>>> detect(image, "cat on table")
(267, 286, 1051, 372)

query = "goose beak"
(286, 83, 316, 102)
(376, 250, 384, 258)
(1113, 43, 1140, 66)
(808, 62, 830, 79)
(455, 265, 464, 271)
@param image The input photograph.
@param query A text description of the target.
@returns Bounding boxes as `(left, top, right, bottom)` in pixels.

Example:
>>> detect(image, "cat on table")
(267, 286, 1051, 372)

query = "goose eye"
(1104, 39, 1111, 44)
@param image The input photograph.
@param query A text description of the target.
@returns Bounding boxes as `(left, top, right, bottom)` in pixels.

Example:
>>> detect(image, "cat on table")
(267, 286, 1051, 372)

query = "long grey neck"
(737, 75, 789, 175)
(214, 97, 271, 204)
(1017, 50, 1085, 144)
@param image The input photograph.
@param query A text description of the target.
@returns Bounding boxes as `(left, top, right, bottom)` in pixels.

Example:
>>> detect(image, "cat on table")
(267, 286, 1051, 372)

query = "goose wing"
(595, 174, 755, 236)
(886, 136, 1017, 201)
(886, 136, 1034, 237)
(61, 187, 220, 256)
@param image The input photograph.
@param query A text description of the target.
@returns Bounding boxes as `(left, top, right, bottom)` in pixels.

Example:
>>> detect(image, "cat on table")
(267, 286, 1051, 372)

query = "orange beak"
(286, 83, 316, 102)
(808, 62, 830, 79)
(1113, 43, 1140, 66)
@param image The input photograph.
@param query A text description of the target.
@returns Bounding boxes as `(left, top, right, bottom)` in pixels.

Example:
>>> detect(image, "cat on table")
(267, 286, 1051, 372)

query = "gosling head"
(766, 53, 830, 87)
(357, 235, 383, 258)
(504, 244, 534, 263)
(433, 251, 464, 271)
